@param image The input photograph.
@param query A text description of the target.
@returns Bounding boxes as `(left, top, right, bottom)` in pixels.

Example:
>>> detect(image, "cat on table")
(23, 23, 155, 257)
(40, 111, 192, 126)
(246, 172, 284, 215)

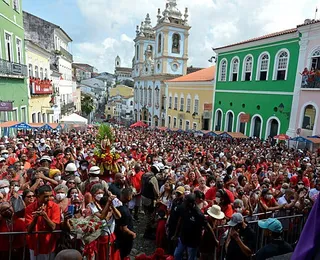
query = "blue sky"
(22, 0, 320, 73)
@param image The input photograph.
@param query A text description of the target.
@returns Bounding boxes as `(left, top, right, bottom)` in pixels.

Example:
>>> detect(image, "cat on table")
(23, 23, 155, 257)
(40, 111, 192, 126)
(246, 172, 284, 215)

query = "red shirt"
(290, 175, 310, 187)
(205, 187, 235, 204)
(0, 217, 26, 251)
(131, 171, 144, 193)
(25, 200, 61, 255)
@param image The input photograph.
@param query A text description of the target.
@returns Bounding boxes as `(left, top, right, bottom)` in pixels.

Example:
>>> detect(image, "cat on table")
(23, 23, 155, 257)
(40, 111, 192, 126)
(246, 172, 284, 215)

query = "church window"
(172, 33, 180, 54)
(158, 34, 162, 53)
(136, 45, 139, 60)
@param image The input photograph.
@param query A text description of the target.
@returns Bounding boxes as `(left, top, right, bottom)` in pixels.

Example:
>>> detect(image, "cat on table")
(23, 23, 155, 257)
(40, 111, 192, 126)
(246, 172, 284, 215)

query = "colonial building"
(165, 66, 215, 131)
(0, 0, 29, 125)
(23, 11, 74, 119)
(213, 28, 300, 139)
(25, 40, 54, 123)
(288, 19, 320, 137)
(114, 56, 133, 83)
(133, 0, 191, 127)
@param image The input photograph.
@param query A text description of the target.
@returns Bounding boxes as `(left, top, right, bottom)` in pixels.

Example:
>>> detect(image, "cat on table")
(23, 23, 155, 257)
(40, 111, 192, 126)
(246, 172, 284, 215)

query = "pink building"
(287, 20, 320, 138)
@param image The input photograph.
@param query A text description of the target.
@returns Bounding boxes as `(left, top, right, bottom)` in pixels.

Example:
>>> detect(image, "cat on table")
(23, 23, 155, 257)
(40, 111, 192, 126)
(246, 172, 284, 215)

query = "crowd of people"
(0, 126, 318, 260)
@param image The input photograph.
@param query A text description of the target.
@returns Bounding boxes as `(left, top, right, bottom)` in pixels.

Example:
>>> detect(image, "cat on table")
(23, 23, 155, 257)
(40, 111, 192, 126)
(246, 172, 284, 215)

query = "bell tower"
(154, 0, 190, 76)
(115, 55, 121, 68)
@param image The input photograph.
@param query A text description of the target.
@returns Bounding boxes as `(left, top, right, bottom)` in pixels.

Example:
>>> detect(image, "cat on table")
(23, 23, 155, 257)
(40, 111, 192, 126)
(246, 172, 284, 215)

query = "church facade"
(133, 0, 191, 127)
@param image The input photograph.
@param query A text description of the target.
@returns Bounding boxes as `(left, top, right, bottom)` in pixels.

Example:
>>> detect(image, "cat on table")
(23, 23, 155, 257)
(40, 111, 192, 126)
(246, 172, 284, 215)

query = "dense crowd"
(0, 126, 318, 260)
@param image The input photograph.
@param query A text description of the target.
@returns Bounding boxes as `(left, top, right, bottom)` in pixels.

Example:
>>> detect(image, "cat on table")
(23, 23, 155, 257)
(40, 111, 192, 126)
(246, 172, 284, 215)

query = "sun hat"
(40, 155, 52, 162)
(175, 186, 185, 194)
(89, 166, 101, 175)
(228, 213, 244, 226)
(258, 218, 283, 233)
(207, 205, 225, 220)
(49, 169, 61, 178)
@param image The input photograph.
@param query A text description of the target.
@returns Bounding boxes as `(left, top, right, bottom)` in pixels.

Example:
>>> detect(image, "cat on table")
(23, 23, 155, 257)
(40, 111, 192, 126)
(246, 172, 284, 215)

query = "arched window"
(250, 115, 263, 138)
(173, 117, 177, 128)
(40, 67, 43, 80)
(225, 111, 234, 132)
(158, 34, 162, 53)
(144, 87, 147, 106)
(243, 55, 253, 81)
(155, 87, 160, 107)
(172, 33, 180, 54)
(230, 58, 239, 81)
(35, 66, 39, 78)
(180, 95, 184, 111)
(302, 105, 316, 130)
(186, 95, 191, 112)
(311, 49, 320, 70)
(148, 87, 152, 105)
(140, 87, 143, 105)
(168, 94, 172, 109)
(179, 119, 183, 129)
(275, 50, 289, 80)
(168, 116, 171, 128)
(257, 53, 269, 81)
(237, 113, 247, 134)
(215, 110, 222, 131)
(219, 59, 227, 81)
(194, 96, 199, 114)
(28, 64, 33, 77)
(185, 121, 190, 131)
(174, 94, 178, 110)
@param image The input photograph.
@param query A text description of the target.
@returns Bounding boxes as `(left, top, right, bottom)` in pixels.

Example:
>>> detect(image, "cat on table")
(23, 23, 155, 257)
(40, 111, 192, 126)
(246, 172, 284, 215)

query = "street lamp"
(278, 103, 284, 113)
(208, 56, 217, 63)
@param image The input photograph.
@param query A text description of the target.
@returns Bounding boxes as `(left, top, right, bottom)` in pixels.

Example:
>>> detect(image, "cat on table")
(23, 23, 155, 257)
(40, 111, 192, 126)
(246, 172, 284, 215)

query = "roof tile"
(166, 66, 215, 83)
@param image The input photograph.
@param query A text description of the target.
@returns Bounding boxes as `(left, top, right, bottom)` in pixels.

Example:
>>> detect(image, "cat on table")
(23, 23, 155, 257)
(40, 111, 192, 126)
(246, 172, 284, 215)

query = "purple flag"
(291, 195, 320, 259)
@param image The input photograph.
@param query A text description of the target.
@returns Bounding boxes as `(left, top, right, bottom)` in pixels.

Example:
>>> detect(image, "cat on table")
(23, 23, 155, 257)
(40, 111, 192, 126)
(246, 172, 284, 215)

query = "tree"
(81, 93, 95, 116)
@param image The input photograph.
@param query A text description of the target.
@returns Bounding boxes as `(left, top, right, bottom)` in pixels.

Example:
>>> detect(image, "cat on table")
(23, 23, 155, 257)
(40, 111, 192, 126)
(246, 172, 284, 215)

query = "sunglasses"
(68, 182, 76, 184)
(26, 195, 35, 198)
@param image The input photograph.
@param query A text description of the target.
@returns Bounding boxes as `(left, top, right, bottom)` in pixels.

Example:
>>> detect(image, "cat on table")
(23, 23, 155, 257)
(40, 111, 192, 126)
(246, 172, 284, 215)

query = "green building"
(212, 28, 299, 139)
(0, 0, 28, 124)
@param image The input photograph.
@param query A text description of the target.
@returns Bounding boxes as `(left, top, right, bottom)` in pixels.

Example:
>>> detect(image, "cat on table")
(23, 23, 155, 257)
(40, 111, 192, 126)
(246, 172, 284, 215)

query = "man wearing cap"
(38, 139, 49, 153)
(255, 218, 293, 260)
(225, 213, 255, 260)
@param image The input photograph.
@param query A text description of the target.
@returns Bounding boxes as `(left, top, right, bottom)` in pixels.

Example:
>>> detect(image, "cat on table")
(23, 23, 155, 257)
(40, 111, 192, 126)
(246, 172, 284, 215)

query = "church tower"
(154, 0, 191, 75)
(115, 55, 121, 68)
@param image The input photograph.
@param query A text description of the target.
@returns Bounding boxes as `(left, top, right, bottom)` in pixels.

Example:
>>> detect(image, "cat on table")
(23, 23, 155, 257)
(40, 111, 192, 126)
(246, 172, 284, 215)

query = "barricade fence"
(0, 213, 307, 260)
(213, 213, 307, 260)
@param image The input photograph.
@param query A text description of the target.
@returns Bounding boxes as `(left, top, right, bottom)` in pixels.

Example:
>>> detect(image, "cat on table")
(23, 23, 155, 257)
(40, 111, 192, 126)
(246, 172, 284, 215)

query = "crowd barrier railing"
(213, 213, 307, 260)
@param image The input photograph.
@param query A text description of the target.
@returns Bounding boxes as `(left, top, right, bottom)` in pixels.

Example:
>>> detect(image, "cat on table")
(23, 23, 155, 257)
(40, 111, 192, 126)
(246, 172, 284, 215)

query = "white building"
(133, 0, 191, 127)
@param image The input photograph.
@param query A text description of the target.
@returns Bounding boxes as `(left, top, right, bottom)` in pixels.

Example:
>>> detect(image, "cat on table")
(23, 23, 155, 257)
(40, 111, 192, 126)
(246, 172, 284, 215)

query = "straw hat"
(207, 205, 225, 220)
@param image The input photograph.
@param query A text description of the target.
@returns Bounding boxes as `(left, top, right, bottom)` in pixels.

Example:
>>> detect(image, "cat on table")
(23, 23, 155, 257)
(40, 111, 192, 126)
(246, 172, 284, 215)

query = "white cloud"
(75, 0, 320, 72)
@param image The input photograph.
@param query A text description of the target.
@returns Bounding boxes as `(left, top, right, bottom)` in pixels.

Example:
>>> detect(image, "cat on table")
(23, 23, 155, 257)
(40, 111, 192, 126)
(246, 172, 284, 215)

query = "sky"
(23, 0, 320, 73)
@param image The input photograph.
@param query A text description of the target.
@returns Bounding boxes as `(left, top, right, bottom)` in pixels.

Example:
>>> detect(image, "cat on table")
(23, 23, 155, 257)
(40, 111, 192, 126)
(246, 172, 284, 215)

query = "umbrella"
(130, 121, 148, 128)
(273, 134, 290, 140)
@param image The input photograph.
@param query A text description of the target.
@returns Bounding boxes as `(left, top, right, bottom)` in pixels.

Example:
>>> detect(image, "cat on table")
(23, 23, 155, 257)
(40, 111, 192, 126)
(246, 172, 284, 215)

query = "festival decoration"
(94, 124, 120, 175)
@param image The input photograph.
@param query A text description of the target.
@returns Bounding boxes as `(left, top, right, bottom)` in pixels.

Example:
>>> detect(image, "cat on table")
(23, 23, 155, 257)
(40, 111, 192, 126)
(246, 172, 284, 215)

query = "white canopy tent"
(60, 113, 88, 125)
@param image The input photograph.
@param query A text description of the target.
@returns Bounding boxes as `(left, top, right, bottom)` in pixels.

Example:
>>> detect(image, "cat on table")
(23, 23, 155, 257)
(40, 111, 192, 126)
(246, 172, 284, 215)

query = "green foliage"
(81, 93, 95, 116)
(97, 124, 114, 143)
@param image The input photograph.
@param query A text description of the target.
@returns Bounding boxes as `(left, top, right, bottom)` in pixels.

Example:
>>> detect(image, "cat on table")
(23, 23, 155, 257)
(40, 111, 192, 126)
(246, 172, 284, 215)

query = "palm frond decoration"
(97, 124, 114, 143)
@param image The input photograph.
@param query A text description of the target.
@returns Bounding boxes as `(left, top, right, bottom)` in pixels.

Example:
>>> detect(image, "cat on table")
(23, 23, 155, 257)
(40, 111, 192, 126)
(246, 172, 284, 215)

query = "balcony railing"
(0, 58, 27, 78)
(60, 47, 73, 62)
(61, 102, 75, 114)
(29, 77, 53, 95)
(301, 74, 320, 89)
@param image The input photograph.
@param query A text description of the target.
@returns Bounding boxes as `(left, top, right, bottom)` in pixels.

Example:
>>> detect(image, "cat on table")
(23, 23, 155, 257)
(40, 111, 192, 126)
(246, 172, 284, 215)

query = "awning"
(0, 121, 33, 129)
(218, 132, 248, 139)
(0, 121, 20, 128)
(290, 136, 313, 143)
(306, 137, 320, 144)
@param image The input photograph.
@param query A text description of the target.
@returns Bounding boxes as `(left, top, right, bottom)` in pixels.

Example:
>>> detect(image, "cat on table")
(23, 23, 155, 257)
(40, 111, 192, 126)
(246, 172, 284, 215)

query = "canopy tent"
(29, 123, 62, 130)
(273, 134, 290, 140)
(218, 131, 248, 139)
(130, 121, 148, 128)
(60, 113, 88, 125)
(290, 136, 312, 143)
(0, 121, 33, 129)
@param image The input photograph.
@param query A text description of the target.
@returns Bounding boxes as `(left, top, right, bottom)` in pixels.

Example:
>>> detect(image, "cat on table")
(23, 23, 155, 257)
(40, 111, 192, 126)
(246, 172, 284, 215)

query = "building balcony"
(29, 77, 53, 95)
(60, 47, 73, 62)
(0, 58, 27, 78)
(61, 102, 75, 114)
(301, 75, 320, 89)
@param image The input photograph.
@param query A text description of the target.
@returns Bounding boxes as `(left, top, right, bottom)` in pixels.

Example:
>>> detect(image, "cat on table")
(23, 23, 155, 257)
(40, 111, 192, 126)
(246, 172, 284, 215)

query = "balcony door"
(5, 33, 13, 62)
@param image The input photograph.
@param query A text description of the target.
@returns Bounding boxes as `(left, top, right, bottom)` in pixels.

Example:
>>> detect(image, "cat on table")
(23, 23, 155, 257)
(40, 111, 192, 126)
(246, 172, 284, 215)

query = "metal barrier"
(213, 214, 306, 260)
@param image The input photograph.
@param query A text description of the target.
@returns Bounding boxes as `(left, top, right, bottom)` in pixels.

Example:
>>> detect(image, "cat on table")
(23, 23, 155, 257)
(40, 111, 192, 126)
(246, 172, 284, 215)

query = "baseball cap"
(228, 213, 244, 227)
(40, 155, 52, 162)
(175, 186, 185, 194)
(258, 218, 283, 233)
(40, 138, 45, 144)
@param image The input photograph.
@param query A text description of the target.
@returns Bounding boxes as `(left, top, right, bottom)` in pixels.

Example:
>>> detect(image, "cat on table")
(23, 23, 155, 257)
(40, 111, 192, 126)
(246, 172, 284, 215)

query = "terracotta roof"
(298, 19, 320, 27)
(187, 67, 204, 74)
(214, 28, 297, 51)
(116, 67, 132, 72)
(166, 66, 215, 83)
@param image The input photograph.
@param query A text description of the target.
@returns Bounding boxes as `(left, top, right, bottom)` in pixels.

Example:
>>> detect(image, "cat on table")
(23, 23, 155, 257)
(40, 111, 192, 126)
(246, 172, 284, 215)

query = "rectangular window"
(193, 123, 197, 130)
(168, 116, 171, 127)
(169, 97, 172, 109)
(40, 68, 43, 80)
(12, 109, 18, 121)
(232, 73, 237, 81)
(21, 107, 26, 122)
(35, 66, 39, 78)
(194, 99, 199, 114)
(186, 98, 191, 112)
(13, 0, 20, 12)
(174, 97, 178, 110)
(16, 38, 22, 64)
(180, 97, 184, 111)
(245, 72, 251, 81)
(32, 113, 36, 123)
(28, 64, 33, 77)
(5, 32, 12, 62)
(173, 117, 177, 128)
(260, 71, 267, 81)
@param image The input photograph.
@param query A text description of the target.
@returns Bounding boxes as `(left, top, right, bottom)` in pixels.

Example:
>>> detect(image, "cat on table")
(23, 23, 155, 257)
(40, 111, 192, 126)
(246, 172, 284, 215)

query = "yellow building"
(25, 40, 54, 123)
(165, 66, 215, 131)
(105, 102, 117, 120)
(109, 85, 134, 98)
